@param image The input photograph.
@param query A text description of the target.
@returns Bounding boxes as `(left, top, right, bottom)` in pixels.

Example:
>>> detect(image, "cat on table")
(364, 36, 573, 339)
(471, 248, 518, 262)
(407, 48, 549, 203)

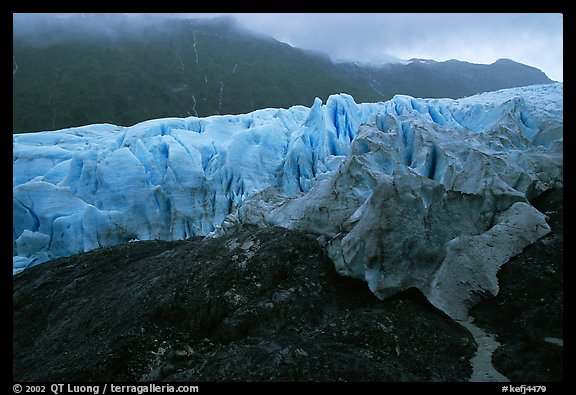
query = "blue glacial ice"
(13, 83, 563, 318)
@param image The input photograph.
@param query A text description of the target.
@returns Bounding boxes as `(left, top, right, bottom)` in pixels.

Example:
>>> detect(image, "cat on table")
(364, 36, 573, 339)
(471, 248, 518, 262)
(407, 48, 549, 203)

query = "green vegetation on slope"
(13, 17, 552, 133)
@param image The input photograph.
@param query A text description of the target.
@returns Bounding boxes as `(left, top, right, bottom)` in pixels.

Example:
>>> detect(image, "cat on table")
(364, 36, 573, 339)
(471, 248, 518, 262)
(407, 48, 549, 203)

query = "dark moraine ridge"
(13, 226, 474, 381)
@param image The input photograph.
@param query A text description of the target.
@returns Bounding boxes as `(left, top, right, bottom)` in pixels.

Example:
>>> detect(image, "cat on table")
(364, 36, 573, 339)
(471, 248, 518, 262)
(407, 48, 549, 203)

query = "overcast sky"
(13, 13, 563, 82)
(194, 13, 563, 82)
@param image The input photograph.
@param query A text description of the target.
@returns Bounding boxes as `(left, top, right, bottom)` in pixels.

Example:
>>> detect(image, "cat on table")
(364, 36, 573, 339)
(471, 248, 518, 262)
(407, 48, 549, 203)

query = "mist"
(13, 13, 563, 81)
(13, 13, 196, 45)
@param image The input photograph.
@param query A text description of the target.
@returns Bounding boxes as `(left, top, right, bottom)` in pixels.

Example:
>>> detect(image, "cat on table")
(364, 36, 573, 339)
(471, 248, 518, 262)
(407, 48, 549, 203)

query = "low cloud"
(12, 13, 563, 81)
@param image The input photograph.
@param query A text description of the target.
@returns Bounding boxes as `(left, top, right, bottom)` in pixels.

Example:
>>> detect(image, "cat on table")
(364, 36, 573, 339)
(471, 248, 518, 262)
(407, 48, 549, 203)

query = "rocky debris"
(13, 226, 475, 382)
(471, 188, 563, 381)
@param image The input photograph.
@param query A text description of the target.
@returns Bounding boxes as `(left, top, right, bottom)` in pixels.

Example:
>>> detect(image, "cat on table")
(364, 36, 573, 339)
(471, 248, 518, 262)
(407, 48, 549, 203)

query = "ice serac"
(13, 83, 562, 319)
(12, 100, 370, 273)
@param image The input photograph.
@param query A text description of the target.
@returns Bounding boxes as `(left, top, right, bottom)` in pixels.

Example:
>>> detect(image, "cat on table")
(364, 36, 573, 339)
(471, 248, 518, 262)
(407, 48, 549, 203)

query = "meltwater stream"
(458, 318, 510, 382)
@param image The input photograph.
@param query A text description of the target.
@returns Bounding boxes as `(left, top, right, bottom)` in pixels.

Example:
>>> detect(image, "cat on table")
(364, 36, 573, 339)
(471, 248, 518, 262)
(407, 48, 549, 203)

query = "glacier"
(13, 83, 563, 319)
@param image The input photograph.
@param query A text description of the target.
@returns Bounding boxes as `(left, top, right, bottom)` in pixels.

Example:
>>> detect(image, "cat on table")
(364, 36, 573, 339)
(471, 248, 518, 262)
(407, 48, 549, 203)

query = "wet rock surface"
(471, 188, 563, 381)
(13, 226, 474, 382)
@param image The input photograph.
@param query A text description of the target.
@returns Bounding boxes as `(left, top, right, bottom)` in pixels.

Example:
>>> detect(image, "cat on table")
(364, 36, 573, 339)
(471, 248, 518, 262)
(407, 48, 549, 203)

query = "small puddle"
(458, 317, 510, 382)
(543, 337, 563, 347)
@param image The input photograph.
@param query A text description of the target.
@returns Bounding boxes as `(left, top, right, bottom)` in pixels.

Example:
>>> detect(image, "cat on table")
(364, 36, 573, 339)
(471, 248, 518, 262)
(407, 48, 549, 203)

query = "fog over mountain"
(13, 13, 563, 81)
(13, 14, 553, 133)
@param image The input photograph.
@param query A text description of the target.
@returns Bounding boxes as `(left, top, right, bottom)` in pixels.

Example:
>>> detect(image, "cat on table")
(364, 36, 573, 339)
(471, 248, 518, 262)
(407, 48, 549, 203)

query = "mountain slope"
(12, 15, 553, 133)
(342, 58, 554, 100)
(12, 16, 373, 132)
